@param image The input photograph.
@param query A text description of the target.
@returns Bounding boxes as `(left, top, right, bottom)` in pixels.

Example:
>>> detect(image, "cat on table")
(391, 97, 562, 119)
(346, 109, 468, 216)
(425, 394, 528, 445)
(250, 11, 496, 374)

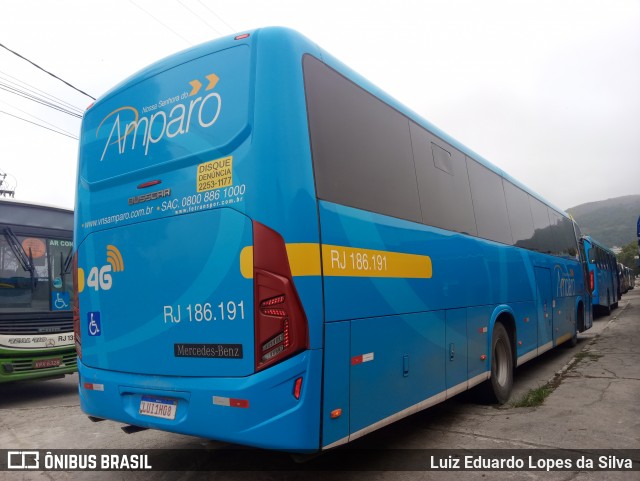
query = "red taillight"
(252, 221, 309, 371)
(234, 33, 250, 40)
(589, 271, 595, 293)
(72, 253, 81, 359)
(137, 180, 162, 189)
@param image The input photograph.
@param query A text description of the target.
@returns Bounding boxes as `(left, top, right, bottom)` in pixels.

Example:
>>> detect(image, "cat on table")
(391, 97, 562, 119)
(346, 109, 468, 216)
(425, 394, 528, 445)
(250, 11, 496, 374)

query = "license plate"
(139, 396, 177, 420)
(33, 358, 62, 369)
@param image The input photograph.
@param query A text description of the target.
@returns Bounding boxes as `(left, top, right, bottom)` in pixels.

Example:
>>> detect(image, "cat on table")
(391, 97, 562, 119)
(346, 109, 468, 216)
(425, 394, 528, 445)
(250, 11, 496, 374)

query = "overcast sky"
(0, 0, 638, 211)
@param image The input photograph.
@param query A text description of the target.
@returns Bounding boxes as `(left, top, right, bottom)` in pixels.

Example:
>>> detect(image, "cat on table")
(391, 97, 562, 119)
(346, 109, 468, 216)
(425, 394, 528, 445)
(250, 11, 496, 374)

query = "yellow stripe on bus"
(321, 245, 432, 278)
(240, 244, 431, 279)
(240, 243, 321, 278)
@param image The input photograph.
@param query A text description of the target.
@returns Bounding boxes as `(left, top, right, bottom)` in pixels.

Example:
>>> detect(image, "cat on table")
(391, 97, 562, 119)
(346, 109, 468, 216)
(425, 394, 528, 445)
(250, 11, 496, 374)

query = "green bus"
(0, 199, 76, 382)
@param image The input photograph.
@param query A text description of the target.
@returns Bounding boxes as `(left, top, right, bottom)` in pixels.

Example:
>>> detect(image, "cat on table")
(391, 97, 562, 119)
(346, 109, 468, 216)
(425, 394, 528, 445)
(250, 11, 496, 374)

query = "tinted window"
(467, 159, 512, 244)
(529, 197, 552, 253)
(304, 55, 422, 223)
(410, 123, 477, 235)
(548, 209, 566, 256)
(503, 180, 535, 248)
(561, 216, 578, 258)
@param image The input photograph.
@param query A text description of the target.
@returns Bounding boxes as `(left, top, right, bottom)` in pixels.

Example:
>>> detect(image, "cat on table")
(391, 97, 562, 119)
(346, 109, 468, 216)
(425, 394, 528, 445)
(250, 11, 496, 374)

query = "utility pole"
(0, 169, 16, 197)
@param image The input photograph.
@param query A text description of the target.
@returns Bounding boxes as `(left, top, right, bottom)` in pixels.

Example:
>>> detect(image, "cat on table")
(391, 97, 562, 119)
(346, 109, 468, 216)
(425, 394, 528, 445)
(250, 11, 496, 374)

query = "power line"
(177, 0, 223, 36)
(0, 41, 95, 101)
(197, 0, 236, 33)
(130, 0, 192, 45)
(0, 70, 85, 115)
(0, 82, 83, 118)
(0, 98, 79, 135)
(0, 110, 79, 140)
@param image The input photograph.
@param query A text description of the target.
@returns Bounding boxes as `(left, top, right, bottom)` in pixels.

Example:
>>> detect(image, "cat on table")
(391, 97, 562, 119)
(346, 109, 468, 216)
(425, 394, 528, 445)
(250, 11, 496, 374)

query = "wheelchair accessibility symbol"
(88, 312, 101, 336)
(51, 292, 70, 311)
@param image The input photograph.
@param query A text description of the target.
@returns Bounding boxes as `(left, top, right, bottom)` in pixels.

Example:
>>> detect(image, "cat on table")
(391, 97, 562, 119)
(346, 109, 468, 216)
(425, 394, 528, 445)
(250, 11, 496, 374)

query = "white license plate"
(139, 396, 177, 420)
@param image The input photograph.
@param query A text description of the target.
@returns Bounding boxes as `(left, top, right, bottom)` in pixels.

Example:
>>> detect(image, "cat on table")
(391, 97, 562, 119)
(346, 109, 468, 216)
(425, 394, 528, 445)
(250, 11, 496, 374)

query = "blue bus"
(581, 236, 618, 315)
(74, 27, 591, 452)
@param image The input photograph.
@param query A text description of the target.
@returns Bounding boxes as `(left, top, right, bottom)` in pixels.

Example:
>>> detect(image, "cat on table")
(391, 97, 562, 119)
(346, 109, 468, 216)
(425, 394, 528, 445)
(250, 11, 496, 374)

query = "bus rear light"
(261, 295, 285, 307)
(284, 319, 290, 347)
(261, 332, 285, 352)
(234, 33, 250, 40)
(261, 308, 287, 317)
(252, 221, 309, 372)
(213, 396, 249, 408)
(260, 296, 284, 307)
(293, 377, 303, 400)
(589, 271, 595, 293)
(137, 180, 162, 189)
(83, 382, 104, 391)
(72, 253, 81, 359)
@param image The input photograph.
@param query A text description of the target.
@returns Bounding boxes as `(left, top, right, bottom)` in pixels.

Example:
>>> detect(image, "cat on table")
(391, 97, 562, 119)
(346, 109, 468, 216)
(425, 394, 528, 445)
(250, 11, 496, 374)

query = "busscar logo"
(97, 73, 221, 160)
(128, 188, 171, 206)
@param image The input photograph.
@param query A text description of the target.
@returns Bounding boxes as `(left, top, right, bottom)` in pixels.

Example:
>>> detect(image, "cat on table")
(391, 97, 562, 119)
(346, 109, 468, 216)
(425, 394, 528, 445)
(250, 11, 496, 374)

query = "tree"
(616, 241, 640, 276)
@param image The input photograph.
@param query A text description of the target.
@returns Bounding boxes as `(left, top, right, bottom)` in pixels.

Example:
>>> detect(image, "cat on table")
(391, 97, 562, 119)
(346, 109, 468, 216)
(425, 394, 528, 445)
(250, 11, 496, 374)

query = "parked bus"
(618, 263, 629, 295)
(582, 236, 618, 314)
(74, 27, 591, 452)
(0, 200, 76, 382)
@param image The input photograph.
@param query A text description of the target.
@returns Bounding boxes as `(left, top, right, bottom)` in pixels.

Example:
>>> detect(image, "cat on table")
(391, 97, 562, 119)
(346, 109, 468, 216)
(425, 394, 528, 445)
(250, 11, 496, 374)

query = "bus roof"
(91, 26, 569, 219)
(0, 199, 73, 232)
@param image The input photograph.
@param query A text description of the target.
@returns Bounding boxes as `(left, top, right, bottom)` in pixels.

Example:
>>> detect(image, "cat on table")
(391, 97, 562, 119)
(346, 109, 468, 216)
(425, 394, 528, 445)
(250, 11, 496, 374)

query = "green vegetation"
(573, 351, 603, 363)
(616, 241, 640, 275)
(512, 351, 604, 408)
(512, 385, 553, 408)
(567, 195, 640, 249)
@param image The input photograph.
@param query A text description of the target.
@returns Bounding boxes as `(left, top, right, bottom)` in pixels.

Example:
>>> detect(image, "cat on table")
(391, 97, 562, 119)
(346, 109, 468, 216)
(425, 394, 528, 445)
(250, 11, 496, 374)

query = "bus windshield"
(0, 233, 73, 313)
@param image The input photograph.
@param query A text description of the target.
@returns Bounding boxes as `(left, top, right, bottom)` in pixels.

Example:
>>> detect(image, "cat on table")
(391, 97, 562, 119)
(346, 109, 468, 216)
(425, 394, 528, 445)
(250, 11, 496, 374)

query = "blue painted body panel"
(349, 312, 446, 434)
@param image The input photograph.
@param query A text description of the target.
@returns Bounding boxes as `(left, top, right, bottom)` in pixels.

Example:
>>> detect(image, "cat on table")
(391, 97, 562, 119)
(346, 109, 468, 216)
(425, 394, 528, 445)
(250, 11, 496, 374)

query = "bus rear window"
(79, 45, 251, 183)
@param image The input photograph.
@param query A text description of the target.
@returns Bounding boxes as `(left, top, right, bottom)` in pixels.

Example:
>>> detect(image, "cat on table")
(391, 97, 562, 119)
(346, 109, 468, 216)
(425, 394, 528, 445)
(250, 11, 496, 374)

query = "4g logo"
(78, 245, 125, 292)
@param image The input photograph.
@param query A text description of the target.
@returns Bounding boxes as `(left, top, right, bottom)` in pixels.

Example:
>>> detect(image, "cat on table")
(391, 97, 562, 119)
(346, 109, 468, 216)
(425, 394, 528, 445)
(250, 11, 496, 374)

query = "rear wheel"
(569, 305, 582, 347)
(604, 292, 611, 316)
(484, 322, 514, 404)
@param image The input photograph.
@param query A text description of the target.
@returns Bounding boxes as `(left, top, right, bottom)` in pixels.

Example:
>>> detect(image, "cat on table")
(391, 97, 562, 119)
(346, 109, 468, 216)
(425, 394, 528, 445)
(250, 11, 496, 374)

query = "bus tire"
(484, 322, 514, 404)
(605, 292, 611, 316)
(569, 304, 582, 348)
(569, 327, 578, 347)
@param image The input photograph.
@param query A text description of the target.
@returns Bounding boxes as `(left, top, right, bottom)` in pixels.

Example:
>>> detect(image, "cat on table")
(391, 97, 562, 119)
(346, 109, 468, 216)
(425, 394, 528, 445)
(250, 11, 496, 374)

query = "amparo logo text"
(97, 73, 221, 160)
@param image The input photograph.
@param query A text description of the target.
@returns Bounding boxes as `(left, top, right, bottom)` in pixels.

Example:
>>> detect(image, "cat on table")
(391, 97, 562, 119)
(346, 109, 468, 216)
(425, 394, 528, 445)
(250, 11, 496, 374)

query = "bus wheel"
(485, 322, 514, 404)
(569, 305, 582, 347)
(605, 292, 611, 316)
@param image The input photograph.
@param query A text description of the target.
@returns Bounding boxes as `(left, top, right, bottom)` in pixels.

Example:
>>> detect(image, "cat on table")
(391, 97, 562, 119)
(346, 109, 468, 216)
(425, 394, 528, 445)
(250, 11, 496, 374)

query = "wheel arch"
(488, 305, 517, 369)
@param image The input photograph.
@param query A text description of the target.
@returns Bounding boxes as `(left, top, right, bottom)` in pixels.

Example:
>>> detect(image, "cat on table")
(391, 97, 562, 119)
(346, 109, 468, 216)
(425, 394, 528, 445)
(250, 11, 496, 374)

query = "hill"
(567, 195, 640, 249)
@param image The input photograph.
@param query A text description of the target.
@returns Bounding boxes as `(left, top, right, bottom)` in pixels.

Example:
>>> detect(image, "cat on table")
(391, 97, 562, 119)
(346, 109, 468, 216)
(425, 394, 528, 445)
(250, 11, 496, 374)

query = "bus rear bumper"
(78, 349, 322, 453)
